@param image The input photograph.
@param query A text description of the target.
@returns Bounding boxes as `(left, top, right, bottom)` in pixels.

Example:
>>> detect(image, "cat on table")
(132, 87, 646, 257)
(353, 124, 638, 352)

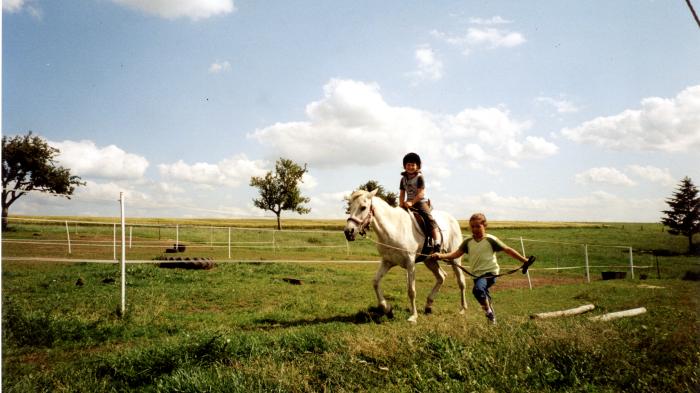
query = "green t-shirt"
(458, 234, 507, 277)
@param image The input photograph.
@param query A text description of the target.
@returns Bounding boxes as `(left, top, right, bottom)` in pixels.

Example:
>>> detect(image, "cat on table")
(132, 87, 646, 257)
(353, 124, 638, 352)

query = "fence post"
(629, 247, 635, 279)
(272, 230, 276, 253)
(176, 224, 179, 249)
(228, 227, 231, 259)
(113, 224, 117, 260)
(520, 237, 532, 290)
(65, 220, 72, 255)
(129, 226, 133, 249)
(120, 192, 127, 316)
(584, 244, 590, 283)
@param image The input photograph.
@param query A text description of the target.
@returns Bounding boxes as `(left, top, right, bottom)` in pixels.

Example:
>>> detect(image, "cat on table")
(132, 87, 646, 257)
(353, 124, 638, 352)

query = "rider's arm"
(411, 188, 425, 204)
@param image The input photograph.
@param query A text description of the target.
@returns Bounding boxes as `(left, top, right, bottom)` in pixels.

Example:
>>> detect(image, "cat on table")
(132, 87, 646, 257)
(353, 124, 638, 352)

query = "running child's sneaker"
(486, 311, 496, 325)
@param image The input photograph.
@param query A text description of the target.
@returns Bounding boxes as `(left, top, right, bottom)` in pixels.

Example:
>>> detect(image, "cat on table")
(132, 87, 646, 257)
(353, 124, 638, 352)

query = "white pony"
(344, 189, 467, 323)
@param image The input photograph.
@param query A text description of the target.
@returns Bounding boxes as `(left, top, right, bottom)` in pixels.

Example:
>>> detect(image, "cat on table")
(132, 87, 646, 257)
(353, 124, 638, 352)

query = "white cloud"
(562, 85, 700, 152)
(308, 191, 351, 218)
(3, 0, 25, 12)
(50, 140, 149, 180)
(111, 0, 235, 20)
(444, 107, 556, 165)
(249, 78, 557, 171)
(209, 61, 231, 74)
(406, 45, 443, 83)
(464, 27, 525, 49)
(443, 190, 663, 222)
(3, 0, 41, 18)
(626, 165, 676, 186)
(432, 17, 526, 56)
(248, 79, 558, 173)
(575, 167, 636, 187)
(299, 173, 318, 190)
(535, 96, 580, 114)
(469, 16, 512, 25)
(158, 154, 267, 187)
(522, 136, 559, 157)
(75, 180, 150, 203)
(249, 79, 438, 168)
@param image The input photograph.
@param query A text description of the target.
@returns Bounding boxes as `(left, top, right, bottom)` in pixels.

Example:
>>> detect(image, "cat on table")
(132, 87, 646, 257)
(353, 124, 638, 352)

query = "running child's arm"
(431, 248, 464, 261)
(502, 246, 529, 264)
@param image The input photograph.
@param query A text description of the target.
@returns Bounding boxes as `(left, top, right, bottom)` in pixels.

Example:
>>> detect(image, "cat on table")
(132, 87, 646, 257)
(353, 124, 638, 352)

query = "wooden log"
(530, 304, 595, 319)
(589, 307, 647, 322)
(282, 278, 303, 285)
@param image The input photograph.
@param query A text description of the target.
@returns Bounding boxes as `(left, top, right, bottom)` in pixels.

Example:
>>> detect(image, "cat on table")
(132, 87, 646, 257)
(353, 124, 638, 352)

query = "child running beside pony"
(431, 213, 532, 324)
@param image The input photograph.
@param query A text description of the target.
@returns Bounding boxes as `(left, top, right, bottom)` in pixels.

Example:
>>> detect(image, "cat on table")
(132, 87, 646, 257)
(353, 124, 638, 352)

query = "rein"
(346, 195, 536, 278)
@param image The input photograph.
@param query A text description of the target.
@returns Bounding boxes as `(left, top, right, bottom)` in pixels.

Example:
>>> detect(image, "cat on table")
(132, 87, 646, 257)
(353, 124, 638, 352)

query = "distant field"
(9, 214, 658, 229)
(2, 216, 699, 391)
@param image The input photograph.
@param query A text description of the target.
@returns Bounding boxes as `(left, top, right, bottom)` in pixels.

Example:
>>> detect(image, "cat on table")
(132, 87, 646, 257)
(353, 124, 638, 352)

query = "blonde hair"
(469, 213, 487, 227)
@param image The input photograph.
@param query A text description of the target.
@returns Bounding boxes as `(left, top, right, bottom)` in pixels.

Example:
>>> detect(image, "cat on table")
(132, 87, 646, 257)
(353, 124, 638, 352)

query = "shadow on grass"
(251, 306, 394, 329)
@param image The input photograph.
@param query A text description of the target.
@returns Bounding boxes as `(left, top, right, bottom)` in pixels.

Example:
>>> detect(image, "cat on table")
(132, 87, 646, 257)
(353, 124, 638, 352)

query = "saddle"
(407, 204, 442, 263)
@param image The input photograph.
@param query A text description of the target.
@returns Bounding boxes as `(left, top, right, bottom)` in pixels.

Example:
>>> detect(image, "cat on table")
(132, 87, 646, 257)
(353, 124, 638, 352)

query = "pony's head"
(344, 189, 378, 241)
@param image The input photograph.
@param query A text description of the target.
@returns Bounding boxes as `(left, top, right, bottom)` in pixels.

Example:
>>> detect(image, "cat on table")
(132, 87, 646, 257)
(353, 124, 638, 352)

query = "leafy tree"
(2, 132, 85, 230)
(250, 158, 310, 230)
(346, 180, 398, 213)
(661, 176, 700, 254)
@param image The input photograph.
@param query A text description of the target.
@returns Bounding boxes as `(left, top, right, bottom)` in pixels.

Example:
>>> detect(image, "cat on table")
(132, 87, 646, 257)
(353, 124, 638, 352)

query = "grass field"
(2, 218, 700, 392)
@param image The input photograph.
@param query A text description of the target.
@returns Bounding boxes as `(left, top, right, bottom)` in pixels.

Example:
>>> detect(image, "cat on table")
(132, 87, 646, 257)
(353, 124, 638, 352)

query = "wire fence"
(3, 214, 653, 276)
(2, 192, 667, 314)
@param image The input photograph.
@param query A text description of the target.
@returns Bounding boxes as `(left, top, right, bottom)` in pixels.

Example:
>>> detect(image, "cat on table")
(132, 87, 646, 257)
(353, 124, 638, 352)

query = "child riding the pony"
(399, 152, 441, 252)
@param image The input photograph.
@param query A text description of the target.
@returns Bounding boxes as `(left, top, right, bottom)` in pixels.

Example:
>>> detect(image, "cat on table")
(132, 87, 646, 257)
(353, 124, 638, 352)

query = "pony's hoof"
(424, 306, 433, 315)
(407, 315, 418, 324)
(459, 308, 467, 315)
(383, 305, 394, 319)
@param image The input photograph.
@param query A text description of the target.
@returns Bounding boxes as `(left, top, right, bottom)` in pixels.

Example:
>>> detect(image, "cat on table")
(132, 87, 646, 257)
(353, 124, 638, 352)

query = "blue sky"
(3, 0, 699, 222)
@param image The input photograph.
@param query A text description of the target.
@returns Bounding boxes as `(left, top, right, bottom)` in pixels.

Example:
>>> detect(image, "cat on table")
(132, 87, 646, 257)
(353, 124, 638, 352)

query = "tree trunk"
(690, 234, 695, 254)
(2, 206, 8, 231)
(276, 213, 281, 230)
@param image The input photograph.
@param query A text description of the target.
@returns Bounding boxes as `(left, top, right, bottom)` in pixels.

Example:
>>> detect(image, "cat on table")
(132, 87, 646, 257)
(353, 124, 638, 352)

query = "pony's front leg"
(451, 259, 468, 314)
(373, 260, 393, 316)
(406, 263, 418, 323)
(424, 258, 446, 314)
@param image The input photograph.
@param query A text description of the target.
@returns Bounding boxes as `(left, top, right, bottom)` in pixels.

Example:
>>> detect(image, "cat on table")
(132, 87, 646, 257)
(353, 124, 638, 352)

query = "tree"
(345, 180, 398, 213)
(2, 132, 85, 230)
(661, 176, 700, 254)
(250, 158, 310, 230)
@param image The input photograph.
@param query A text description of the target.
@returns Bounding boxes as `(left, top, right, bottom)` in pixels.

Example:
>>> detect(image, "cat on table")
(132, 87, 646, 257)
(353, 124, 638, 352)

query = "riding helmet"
(403, 152, 422, 168)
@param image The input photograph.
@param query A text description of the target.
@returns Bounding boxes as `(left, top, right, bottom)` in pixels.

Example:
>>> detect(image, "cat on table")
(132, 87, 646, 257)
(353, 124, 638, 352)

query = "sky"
(2, 0, 700, 222)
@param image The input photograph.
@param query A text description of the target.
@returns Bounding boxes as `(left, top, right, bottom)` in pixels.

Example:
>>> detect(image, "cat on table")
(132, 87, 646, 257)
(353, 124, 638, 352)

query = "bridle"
(346, 197, 374, 237)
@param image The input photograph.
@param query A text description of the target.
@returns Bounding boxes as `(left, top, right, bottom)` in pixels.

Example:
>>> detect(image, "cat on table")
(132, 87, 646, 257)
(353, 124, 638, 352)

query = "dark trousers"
(413, 201, 437, 233)
(472, 275, 497, 305)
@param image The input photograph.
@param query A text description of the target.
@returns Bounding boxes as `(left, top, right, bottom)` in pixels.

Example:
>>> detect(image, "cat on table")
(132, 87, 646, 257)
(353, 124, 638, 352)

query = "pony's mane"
(349, 189, 391, 208)
(349, 190, 369, 202)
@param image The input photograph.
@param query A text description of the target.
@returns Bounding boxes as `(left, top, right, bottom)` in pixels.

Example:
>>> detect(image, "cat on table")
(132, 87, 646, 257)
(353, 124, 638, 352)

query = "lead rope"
(356, 234, 536, 279)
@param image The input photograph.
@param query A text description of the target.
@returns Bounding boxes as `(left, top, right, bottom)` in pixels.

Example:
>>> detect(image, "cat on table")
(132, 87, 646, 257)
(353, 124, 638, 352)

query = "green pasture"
(2, 218, 700, 392)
